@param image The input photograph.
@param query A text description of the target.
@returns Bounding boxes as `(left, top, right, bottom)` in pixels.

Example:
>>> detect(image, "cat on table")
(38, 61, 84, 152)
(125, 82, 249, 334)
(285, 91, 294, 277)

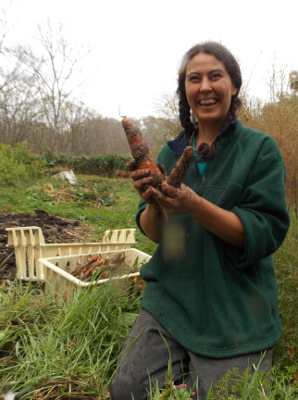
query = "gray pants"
(110, 309, 273, 400)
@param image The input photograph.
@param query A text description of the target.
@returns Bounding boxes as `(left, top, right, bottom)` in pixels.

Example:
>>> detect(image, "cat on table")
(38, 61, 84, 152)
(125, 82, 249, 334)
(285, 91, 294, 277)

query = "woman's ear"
(232, 85, 238, 96)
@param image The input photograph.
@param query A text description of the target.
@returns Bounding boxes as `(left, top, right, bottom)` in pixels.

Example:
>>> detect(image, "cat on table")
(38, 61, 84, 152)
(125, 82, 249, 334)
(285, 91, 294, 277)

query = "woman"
(110, 41, 290, 400)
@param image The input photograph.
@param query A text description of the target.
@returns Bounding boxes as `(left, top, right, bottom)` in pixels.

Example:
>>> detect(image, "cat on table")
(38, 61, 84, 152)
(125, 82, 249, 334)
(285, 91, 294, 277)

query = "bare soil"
(0, 209, 92, 281)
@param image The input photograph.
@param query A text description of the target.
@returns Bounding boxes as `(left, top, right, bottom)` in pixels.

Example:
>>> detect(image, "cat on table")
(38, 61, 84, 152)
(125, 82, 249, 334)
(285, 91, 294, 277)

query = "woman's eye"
(211, 73, 222, 81)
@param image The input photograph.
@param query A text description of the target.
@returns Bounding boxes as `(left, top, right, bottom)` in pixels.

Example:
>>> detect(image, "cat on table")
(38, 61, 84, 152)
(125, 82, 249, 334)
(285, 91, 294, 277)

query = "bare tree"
(265, 57, 289, 103)
(0, 3, 9, 54)
(14, 18, 91, 151)
(87, 117, 130, 156)
(0, 45, 44, 145)
(62, 101, 101, 155)
(153, 91, 181, 130)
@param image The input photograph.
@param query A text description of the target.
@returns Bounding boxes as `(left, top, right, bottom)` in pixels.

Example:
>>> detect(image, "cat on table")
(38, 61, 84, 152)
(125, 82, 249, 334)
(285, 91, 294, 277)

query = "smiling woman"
(177, 41, 242, 160)
(110, 41, 290, 400)
(185, 53, 238, 144)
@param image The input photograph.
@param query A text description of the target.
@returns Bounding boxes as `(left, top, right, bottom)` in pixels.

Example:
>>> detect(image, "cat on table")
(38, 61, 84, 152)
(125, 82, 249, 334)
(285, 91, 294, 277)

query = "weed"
(0, 158, 297, 398)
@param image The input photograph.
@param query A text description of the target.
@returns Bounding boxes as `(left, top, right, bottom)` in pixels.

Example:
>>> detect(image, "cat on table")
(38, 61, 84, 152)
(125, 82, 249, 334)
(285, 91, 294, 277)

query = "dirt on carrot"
(122, 117, 164, 187)
(166, 146, 193, 188)
(71, 252, 136, 282)
(122, 117, 194, 190)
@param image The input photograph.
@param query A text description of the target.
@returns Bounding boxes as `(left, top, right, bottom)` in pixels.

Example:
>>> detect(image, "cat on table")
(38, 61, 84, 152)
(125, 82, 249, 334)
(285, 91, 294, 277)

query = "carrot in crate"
(122, 117, 164, 187)
(83, 266, 94, 280)
(72, 256, 105, 279)
(132, 277, 137, 285)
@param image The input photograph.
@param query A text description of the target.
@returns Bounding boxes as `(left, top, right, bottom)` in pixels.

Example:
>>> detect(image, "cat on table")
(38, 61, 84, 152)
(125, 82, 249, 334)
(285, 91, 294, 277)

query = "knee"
(109, 373, 148, 400)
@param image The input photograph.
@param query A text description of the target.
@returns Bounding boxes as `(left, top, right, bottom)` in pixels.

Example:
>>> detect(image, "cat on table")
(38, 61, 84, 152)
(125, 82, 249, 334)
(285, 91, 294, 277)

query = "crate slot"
(6, 226, 136, 281)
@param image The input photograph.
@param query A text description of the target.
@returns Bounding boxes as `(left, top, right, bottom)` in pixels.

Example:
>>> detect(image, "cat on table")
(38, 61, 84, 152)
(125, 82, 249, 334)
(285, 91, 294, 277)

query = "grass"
(0, 172, 298, 399)
(272, 219, 298, 370)
(0, 280, 142, 398)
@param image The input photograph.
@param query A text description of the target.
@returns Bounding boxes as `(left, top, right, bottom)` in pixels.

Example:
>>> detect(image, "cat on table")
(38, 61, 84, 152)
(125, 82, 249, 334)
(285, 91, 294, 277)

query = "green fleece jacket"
(136, 119, 290, 358)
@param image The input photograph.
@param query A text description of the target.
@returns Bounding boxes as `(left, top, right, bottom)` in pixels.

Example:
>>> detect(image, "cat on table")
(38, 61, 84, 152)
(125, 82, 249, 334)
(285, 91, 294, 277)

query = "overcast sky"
(3, 0, 298, 119)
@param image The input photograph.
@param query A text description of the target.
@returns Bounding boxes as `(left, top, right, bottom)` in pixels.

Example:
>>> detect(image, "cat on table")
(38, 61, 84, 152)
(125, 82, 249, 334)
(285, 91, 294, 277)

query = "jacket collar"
(167, 119, 238, 155)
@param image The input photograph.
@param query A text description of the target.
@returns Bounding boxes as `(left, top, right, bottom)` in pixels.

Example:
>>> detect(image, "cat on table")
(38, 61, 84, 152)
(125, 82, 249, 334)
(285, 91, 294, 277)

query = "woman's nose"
(200, 77, 212, 92)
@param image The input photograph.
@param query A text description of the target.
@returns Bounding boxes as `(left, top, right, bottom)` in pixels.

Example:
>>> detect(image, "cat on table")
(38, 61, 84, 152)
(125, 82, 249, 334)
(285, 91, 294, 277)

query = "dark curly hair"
(177, 41, 242, 160)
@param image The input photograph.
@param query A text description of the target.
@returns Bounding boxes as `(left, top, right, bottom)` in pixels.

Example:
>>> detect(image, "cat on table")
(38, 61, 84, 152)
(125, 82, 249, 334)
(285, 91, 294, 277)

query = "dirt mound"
(0, 209, 89, 281)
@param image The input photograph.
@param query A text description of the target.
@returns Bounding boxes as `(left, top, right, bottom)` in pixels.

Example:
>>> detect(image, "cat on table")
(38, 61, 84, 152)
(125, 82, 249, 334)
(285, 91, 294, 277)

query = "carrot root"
(122, 117, 193, 189)
(166, 146, 193, 188)
(122, 117, 164, 187)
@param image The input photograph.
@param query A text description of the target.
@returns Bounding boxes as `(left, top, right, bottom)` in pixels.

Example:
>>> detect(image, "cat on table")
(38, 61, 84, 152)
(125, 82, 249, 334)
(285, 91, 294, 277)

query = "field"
(0, 172, 298, 399)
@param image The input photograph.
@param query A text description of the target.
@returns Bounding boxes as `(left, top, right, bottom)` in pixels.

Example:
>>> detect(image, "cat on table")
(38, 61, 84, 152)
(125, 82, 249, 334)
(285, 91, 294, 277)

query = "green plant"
(0, 252, 14, 275)
(0, 171, 297, 398)
(46, 151, 132, 176)
(0, 142, 47, 186)
(0, 279, 143, 397)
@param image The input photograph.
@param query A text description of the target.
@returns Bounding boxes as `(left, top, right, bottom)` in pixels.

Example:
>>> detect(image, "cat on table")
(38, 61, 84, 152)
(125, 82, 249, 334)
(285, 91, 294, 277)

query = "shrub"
(47, 152, 132, 176)
(0, 142, 47, 186)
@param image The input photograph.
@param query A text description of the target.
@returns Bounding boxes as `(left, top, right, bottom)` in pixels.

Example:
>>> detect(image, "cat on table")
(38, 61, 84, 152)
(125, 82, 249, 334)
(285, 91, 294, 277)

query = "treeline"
(2, 14, 298, 211)
(0, 44, 177, 157)
(0, 19, 180, 158)
(0, 27, 132, 156)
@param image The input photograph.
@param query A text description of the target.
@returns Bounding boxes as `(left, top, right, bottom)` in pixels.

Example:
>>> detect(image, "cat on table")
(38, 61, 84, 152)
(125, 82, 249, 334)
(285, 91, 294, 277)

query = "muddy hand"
(151, 182, 198, 215)
(129, 160, 166, 205)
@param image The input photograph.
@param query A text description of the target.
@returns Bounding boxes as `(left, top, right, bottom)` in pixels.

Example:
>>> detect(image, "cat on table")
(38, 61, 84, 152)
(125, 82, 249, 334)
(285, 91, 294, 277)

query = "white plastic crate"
(39, 248, 151, 301)
(6, 226, 136, 281)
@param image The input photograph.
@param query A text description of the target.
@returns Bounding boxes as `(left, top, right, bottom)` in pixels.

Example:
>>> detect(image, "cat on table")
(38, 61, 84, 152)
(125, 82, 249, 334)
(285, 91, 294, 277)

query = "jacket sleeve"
(230, 136, 290, 268)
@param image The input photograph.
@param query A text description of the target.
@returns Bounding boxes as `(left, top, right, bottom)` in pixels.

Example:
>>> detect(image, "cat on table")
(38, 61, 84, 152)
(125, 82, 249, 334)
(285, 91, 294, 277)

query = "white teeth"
(199, 99, 217, 105)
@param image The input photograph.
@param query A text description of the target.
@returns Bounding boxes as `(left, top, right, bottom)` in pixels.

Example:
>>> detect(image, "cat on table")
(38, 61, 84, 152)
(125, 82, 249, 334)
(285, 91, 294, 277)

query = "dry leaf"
(287, 345, 295, 358)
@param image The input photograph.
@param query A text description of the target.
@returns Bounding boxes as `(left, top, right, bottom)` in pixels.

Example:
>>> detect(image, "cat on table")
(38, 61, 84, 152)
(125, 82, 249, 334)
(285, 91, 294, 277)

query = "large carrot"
(122, 117, 164, 187)
(166, 146, 193, 188)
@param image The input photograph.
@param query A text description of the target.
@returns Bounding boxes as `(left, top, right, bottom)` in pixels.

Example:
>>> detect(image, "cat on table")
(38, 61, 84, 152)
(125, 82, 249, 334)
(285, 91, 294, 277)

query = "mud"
(0, 209, 89, 281)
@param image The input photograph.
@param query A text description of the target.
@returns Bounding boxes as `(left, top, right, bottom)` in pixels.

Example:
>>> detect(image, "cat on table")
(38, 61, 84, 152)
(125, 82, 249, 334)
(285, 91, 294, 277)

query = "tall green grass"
(0, 166, 297, 398)
(0, 280, 142, 398)
(273, 215, 298, 370)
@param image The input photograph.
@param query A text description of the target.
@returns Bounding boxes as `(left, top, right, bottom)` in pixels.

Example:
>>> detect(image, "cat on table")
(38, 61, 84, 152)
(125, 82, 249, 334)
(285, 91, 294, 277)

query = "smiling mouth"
(199, 99, 218, 106)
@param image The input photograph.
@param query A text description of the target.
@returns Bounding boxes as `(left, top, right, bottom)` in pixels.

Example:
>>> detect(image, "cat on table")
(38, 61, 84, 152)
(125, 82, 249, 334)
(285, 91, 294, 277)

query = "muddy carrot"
(83, 266, 94, 280)
(122, 117, 164, 187)
(132, 277, 137, 285)
(166, 146, 193, 188)
(94, 258, 105, 267)
(80, 256, 98, 270)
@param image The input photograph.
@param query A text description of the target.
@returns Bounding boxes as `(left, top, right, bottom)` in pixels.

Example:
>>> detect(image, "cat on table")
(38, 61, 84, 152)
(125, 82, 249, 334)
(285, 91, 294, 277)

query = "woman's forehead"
(186, 53, 226, 73)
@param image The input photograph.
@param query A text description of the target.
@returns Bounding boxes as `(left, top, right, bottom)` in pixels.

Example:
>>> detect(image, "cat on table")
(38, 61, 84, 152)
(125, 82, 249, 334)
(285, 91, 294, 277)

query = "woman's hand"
(129, 162, 244, 247)
(128, 160, 168, 242)
(151, 182, 198, 215)
(152, 181, 245, 248)
(129, 160, 166, 207)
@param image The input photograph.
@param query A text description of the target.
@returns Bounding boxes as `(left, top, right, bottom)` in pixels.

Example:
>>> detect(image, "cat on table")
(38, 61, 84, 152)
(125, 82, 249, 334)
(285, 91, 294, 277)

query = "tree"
(15, 18, 91, 151)
(0, 45, 43, 146)
(62, 101, 101, 156)
(0, 3, 8, 54)
(153, 91, 182, 140)
(88, 117, 131, 156)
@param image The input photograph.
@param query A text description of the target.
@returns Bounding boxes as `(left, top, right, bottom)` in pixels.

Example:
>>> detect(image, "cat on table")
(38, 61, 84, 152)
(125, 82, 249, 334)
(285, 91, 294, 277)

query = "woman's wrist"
(146, 203, 165, 214)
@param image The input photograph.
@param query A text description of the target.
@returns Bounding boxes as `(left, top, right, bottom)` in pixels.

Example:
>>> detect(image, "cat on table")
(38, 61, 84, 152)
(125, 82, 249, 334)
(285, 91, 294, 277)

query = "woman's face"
(185, 52, 238, 126)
